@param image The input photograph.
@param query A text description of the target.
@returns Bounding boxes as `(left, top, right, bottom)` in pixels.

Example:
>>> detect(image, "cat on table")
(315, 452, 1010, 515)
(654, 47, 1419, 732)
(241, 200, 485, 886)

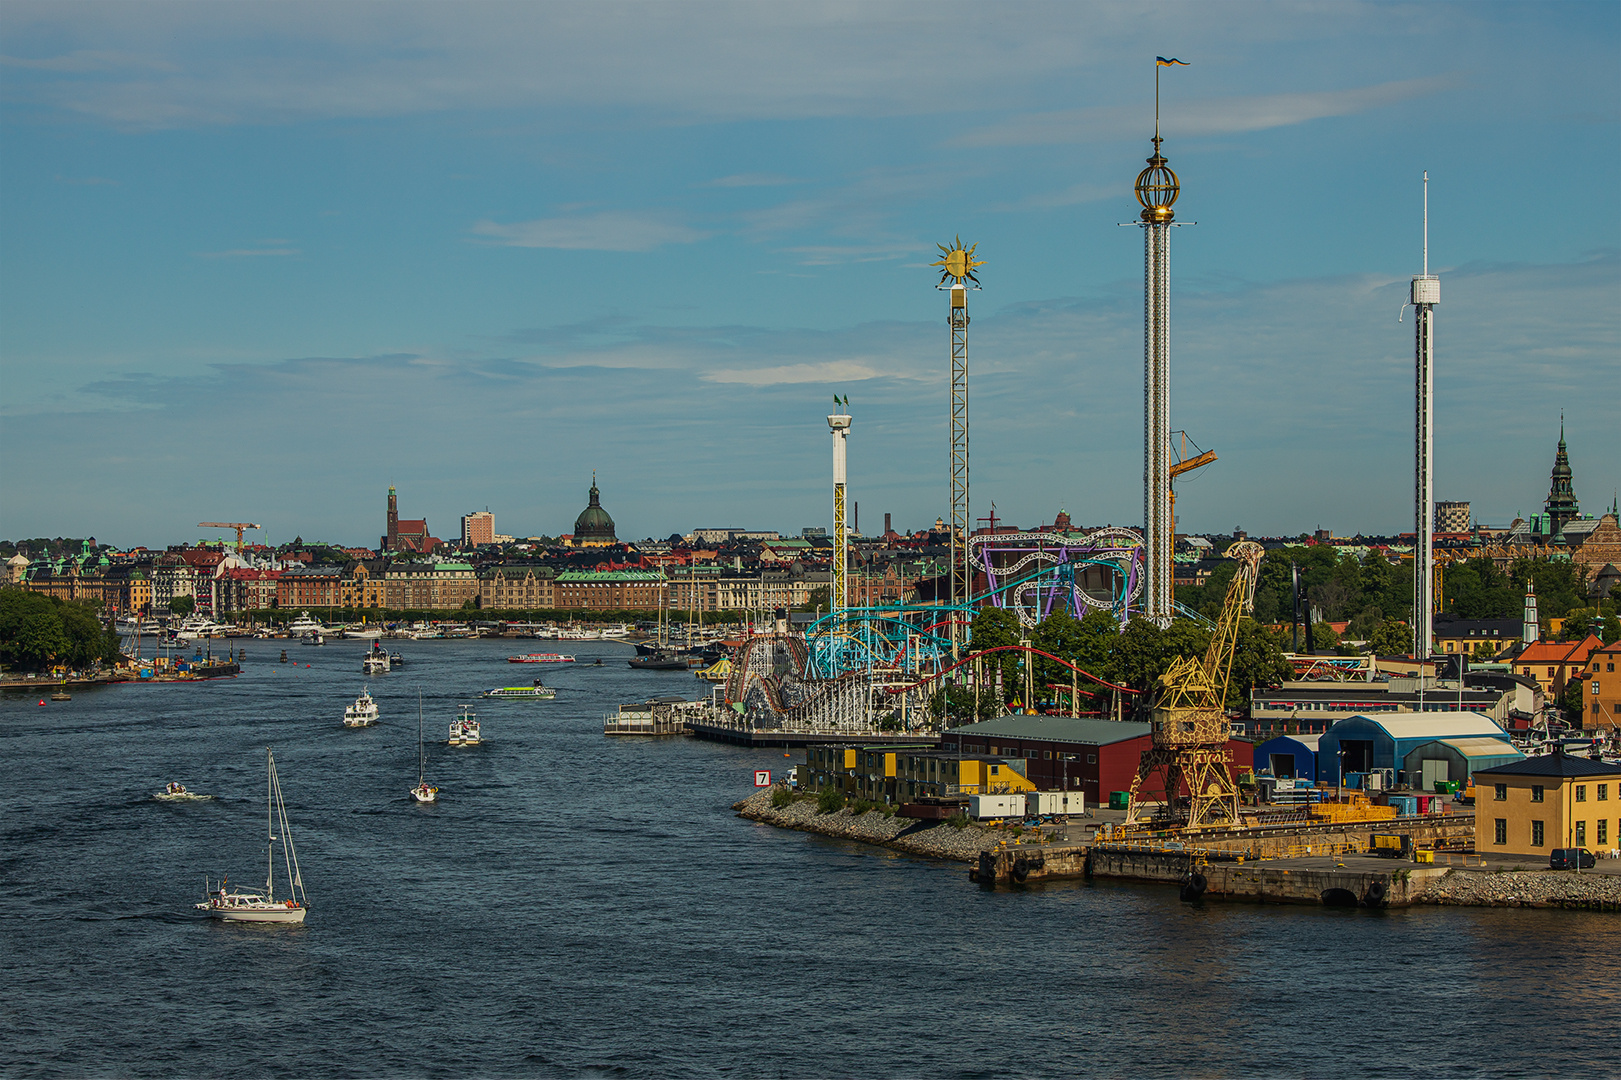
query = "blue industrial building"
(1254, 734, 1320, 780)
(1317, 713, 1508, 787)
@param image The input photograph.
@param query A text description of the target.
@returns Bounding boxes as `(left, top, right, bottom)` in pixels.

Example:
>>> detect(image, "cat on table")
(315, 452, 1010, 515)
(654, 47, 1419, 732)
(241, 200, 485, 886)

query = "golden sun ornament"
(931, 236, 984, 286)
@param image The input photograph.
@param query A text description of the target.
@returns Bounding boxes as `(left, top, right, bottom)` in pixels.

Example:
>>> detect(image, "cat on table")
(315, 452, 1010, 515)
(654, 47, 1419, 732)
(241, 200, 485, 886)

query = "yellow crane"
(1123, 539, 1264, 833)
(198, 522, 262, 554)
(1167, 433, 1216, 606)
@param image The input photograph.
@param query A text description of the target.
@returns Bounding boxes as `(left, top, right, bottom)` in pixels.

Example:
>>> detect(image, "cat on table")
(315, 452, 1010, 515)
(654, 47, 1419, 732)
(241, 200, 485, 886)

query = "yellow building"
(799, 745, 1035, 805)
(1474, 751, 1621, 859)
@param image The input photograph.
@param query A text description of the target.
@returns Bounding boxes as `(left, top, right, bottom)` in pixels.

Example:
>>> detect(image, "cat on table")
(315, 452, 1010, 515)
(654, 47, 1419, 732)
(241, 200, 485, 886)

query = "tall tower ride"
(931, 238, 984, 651)
(1411, 174, 1439, 660)
(1135, 59, 1185, 626)
(828, 403, 852, 612)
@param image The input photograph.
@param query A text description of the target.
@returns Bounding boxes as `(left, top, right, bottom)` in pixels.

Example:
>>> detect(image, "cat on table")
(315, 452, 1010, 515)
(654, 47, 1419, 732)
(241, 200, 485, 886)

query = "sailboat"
(628, 591, 687, 670)
(195, 748, 308, 923)
(411, 690, 438, 803)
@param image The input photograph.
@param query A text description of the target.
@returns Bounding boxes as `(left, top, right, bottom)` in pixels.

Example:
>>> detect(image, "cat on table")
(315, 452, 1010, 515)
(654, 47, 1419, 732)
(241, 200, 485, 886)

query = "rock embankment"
(733, 789, 1012, 862)
(1414, 869, 1621, 911)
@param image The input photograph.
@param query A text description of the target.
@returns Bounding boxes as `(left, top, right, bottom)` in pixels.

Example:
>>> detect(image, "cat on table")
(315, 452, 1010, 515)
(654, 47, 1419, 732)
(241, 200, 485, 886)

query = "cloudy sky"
(2, 2, 1616, 548)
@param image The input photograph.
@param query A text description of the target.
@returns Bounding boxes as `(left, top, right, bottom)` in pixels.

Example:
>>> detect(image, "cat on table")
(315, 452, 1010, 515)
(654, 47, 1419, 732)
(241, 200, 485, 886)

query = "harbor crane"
(1122, 539, 1264, 833)
(198, 522, 262, 554)
(1166, 432, 1215, 608)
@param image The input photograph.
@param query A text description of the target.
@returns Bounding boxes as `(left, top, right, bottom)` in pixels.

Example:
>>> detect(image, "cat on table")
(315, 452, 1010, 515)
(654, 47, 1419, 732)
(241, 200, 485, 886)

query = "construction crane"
(1122, 539, 1264, 833)
(198, 522, 262, 554)
(1167, 433, 1216, 606)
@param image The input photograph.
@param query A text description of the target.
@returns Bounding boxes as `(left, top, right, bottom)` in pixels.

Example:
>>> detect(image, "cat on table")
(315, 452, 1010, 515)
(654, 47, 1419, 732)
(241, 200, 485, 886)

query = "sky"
(1, 1, 1616, 550)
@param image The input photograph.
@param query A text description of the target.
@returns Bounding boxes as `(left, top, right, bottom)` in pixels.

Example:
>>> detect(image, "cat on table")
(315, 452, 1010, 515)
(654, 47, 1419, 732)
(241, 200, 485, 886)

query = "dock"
(686, 720, 942, 749)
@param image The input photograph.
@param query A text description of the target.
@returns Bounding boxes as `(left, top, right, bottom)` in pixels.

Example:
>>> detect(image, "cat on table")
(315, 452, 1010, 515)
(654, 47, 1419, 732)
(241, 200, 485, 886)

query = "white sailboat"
(195, 748, 309, 923)
(411, 691, 438, 803)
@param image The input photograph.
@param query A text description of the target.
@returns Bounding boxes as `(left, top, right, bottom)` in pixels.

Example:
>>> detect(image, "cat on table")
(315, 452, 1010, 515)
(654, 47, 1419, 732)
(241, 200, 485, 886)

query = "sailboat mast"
(266, 747, 275, 900)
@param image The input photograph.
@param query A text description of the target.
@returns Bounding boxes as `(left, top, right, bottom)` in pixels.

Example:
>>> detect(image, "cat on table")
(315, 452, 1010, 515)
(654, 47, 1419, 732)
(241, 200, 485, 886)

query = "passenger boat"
(155, 781, 212, 801)
(286, 613, 325, 636)
(506, 653, 576, 664)
(194, 748, 308, 923)
(411, 691, 438, 803)
(343, 688, 379, 727)
(361, 641, 391, 674)
(448, 705, 481, 746)
(481, 685, 557, 700)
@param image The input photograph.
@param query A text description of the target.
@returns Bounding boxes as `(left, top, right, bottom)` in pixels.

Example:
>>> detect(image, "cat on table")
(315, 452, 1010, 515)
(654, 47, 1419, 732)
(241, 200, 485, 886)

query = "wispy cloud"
(780, 242, 920, 266)
(989, 182, 1117, 213)
(470, 212, 707, 252)
(954, 75, 1461, 148)
(703, 359, 896, 386)
(706, 173, 801, 188)
(194, 245, 300, 259)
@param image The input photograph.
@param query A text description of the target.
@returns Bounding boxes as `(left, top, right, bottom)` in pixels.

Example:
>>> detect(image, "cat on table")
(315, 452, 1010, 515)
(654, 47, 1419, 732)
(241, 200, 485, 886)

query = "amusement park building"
(942, 716, 1254, 808)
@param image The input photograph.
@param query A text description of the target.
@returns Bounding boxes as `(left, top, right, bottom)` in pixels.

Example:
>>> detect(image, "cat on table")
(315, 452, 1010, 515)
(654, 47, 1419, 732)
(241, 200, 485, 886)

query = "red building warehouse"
(942, 716, 1253, 807)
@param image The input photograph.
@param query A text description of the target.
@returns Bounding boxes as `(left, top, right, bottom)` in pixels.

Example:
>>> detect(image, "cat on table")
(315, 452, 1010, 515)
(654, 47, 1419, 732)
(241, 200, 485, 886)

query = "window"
(1577, 821, 1587, 846)
(1531, 786, 1544, 803)
(1600, 820, 1609, 845)
(1494, 784, 1507, 801)
(1577, 785, 1588, 802)
(990, 765, 1000, 775)
(1595, 682, 1601, 694)
(1044, 751, 1052, 760)
(1494, 819, 1507, 845)
(1087, 754, 1097, 764)
(1024, 749, 1037, 759)
(1600, 784, 1608, 802)
(1532, 820, 1545, 846)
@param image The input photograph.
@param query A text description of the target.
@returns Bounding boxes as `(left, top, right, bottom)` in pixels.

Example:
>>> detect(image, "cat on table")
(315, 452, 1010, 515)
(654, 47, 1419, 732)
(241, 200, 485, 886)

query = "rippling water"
(3, 638, 1617, 1077)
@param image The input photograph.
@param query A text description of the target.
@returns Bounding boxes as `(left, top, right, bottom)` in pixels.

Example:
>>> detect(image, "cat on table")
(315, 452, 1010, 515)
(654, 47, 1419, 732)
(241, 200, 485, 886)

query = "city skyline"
(2, 3, 1616, 546)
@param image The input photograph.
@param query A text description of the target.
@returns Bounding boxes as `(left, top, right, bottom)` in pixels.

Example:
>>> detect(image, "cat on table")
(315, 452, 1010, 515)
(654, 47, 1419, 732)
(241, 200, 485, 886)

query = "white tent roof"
(1432, 737, 1521, 759)
(1341, 712, 1506, 739)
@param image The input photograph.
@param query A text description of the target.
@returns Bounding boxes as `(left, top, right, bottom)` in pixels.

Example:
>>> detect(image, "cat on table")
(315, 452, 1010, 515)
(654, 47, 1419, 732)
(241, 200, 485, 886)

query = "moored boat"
(506, 653, 576, 664)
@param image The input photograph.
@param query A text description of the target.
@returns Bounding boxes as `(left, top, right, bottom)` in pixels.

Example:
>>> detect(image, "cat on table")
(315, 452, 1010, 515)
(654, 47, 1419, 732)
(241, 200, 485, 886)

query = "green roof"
(946, 716, 1150, 746)
(555, 569, 665, 582)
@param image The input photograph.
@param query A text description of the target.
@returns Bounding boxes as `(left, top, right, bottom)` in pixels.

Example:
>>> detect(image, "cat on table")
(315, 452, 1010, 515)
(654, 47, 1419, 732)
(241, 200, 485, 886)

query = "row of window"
(1493, 819, 1610, 846)
(1494, 783, 1610, 802)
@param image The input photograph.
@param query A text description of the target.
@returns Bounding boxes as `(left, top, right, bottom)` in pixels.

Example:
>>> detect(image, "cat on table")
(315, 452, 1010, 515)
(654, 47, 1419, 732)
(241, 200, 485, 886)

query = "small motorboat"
(155, 781, 212, 801)
(343, 688, 379, 727)
(389, 652, 405, 666)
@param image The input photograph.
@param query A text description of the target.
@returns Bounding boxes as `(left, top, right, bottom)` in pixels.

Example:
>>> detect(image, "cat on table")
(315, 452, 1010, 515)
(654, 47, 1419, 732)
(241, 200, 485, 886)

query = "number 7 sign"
(754, 770, 771, 787)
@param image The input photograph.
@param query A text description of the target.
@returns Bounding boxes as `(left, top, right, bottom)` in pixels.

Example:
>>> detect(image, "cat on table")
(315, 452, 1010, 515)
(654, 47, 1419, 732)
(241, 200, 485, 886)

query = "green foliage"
(770, 786, 794, 809)
(1306, 622, 1340, 651)
(1368, 620, 1412, 656)
(1030, 608, 1118, 694)
(794, 587, 830, 613)
(167, 595, 195, 617)
(969, 605, 1023, 698)
(0, 588, 121, 671)
(1227, 620, 1294, 710)
(945, 811, 970, 830)
(1560, 679, 1587, 724)
(816, 787, 846, 814)
(1105, 618, 1209, 695)
(1509, 558, 1590, 620)
(1442, 558, 1518, 619)
(1472, 640, 1498, 661)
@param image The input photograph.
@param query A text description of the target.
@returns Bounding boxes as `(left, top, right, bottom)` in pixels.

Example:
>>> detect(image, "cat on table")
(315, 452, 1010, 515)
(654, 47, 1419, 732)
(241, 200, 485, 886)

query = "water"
(3, 638, 1617, 1077)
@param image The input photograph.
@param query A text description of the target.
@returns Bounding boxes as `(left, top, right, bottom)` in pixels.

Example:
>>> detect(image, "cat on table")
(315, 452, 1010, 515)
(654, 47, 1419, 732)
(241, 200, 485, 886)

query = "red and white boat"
(506, 653, 576, 664)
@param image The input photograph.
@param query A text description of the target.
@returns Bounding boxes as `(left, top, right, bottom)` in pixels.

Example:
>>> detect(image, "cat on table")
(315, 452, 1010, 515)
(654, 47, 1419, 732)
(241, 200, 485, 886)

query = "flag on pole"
(1156, 57, 1188, 66)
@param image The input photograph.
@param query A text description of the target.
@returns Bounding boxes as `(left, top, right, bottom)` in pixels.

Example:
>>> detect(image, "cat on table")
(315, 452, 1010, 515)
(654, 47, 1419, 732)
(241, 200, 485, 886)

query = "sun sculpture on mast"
(931, 236, 985, 286)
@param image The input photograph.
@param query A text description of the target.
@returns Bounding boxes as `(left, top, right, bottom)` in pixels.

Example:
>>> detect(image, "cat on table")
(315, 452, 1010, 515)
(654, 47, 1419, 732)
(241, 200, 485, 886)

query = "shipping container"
(1109, 791, 1131, 810)
(969, 794, 1027, 820)
(1026, 791, 1086, 817)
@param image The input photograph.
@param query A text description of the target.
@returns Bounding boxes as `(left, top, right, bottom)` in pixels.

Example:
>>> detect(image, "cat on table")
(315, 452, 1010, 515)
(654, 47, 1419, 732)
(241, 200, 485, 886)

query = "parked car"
(1550, 847, 1597, 871)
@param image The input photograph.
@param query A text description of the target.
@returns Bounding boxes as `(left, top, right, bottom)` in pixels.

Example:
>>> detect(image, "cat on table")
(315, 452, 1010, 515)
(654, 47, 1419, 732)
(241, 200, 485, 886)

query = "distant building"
(462, 511, 495, 547)
(1435, 501, 1471, 533)
(383, 486, 437, 553)
(1581, 641, 1620, 732)
(1474, 750, 1621, 858)
(572, 478, 617, 548)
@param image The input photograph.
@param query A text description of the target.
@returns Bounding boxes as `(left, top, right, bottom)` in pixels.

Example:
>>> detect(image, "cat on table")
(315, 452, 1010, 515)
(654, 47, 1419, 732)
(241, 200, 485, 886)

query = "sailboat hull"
(198, 897, 308, 923)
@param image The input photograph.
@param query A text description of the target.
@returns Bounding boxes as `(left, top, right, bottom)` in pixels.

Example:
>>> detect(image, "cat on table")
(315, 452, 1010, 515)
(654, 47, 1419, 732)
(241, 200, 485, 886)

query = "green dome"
(574, 480, 616, 543)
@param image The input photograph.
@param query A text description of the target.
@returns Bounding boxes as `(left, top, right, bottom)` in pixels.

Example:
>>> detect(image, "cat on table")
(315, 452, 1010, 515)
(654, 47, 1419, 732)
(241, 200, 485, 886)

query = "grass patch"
(770, 786, 795, 809)
(945, 811, 970, 830)
(816, 787, 846, 814)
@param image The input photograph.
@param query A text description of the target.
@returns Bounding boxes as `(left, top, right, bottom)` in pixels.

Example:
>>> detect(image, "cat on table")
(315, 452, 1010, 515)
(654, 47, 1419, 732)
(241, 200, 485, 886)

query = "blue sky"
(2, 2, 1616, 549)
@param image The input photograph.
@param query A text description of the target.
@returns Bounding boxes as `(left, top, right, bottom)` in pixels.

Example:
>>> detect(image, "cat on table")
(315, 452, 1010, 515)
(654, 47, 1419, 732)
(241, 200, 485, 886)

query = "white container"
(1026, 791, 1086, 817)
(969, 794, 1026, 820)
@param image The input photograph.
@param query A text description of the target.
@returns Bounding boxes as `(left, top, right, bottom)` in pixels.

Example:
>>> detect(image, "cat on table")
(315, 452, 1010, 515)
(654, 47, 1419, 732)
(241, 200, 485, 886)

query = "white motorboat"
(194, 747, 309, 923)
(286, 613, 325, 636)
(174, 616, 231, 640)
(343, 688, 379, 727)
(155, 781, 212, 801)
(411, 690, 438, 803)
(362, 650, 390, 674)
(341, 626, 384, 639)
(448, 705, 481, 746)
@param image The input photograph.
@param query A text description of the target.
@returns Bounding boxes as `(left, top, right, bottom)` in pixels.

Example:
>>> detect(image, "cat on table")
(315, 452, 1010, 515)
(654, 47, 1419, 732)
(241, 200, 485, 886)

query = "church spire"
(1545, 419, 1579, 541)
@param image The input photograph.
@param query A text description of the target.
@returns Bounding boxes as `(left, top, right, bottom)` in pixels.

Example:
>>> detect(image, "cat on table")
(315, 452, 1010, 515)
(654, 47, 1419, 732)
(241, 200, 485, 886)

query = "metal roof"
(1331, 712, 1506, 739)
(1423, 737, 1522, 760)
(1474, 753, 1621, 778)
(946, 716, 1150, 745)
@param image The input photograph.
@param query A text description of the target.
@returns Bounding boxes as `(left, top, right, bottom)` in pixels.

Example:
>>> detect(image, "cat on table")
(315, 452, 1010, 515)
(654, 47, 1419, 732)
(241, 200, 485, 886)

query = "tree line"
(0, 588, 122, 672)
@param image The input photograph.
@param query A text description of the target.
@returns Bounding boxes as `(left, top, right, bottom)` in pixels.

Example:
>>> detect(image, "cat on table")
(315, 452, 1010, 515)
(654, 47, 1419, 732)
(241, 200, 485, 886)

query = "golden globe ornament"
(1135, 138, 1179, 224)
(931, 236, 984, 286)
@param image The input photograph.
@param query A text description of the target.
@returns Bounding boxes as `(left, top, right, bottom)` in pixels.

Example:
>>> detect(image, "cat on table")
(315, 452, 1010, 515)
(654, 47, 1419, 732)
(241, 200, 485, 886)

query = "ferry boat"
(506, 653, 576, 664)
(362, 641, 391, 674)
(343, 689, 379, 727)
(194, 748, 308, 923)
(448, 705, 481, 746)
(481, 685, 557, 700)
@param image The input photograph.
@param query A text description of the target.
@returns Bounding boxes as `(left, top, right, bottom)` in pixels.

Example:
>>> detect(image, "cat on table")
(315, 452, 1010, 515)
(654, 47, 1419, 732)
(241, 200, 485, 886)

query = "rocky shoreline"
(736, 790, 1621, 910)
(733, 789, 1019, 862)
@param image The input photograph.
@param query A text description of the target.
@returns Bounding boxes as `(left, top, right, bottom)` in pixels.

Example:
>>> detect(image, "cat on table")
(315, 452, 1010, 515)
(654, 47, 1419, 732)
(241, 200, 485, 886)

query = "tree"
(1560, 679, 1588, 725)
(1029, 608, 1117, 695)
(0, 588, 117, 671)
(1227, 620, 1294, 712)
(968, 605, 1022, 703)
(1368, 620, 1411, 657)
(168, 595, 195, 617)
(1306, 622, 1340, 651)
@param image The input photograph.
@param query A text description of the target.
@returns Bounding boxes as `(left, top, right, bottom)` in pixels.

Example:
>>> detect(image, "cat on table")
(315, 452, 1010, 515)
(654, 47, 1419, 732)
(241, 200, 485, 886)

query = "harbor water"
(2, 638, 1617, 1077)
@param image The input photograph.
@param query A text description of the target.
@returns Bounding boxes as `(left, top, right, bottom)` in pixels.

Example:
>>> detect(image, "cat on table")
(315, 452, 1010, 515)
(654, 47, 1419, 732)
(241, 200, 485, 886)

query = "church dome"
(573, 478, 617, 546)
